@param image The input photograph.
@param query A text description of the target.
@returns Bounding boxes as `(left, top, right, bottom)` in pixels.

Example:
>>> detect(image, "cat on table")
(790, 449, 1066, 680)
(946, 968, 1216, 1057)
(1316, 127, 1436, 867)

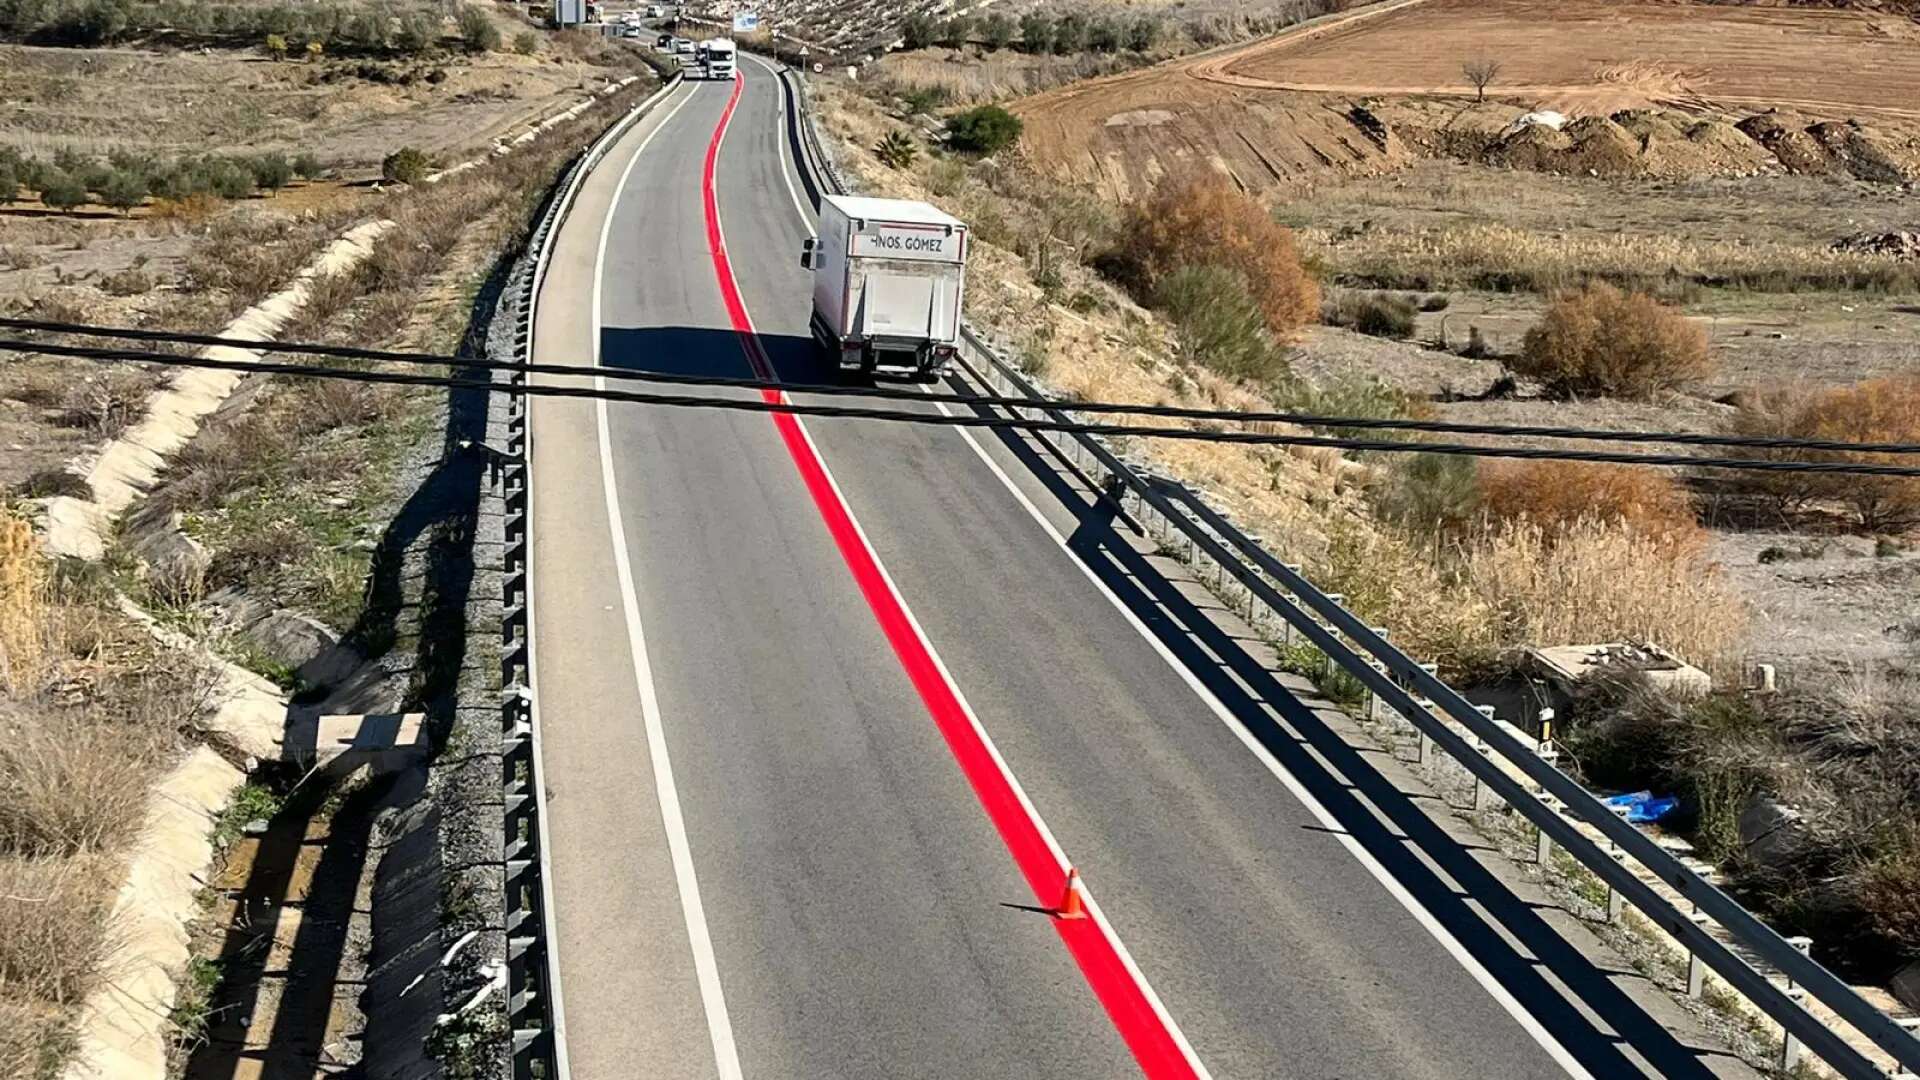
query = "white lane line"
(593, 82, 699, 369)
(588, 81, 746, 1079)
(936, 407, 1594, 1080)
(744, 53, 817, 238)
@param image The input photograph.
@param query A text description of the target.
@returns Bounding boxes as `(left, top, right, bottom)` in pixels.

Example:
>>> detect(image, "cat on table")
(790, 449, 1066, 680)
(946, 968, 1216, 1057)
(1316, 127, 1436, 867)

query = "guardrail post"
(1605, 834, 1628, 922)
(1472, 705, 1498, 811)
(1780, 936, 1813, 1071)
(1686, 910, 1712, 997)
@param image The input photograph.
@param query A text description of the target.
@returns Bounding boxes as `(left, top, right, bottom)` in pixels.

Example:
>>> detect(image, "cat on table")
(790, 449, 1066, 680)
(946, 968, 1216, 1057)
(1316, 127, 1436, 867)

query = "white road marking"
(936, 407, 1594, 1080)
(587, 81, 746, 1079)
(744, 53, 818, 237)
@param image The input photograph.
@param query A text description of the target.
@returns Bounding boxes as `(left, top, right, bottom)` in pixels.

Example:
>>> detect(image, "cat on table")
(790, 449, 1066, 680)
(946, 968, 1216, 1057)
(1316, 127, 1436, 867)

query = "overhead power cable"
(4, 315, 1915, 458)
(10, 335, 1920, 479)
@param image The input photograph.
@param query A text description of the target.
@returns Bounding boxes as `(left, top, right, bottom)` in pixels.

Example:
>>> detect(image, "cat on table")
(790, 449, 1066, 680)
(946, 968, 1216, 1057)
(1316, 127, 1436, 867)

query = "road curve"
(526, 59, 1758, 1080)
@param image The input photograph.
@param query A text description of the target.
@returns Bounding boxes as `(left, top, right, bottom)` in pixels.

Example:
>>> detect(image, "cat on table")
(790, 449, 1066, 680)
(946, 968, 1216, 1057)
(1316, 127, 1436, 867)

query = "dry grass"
(0, 710, 168, 858)
(1462, 516, 1748, 673)
(1516, 282, 1712, 398)
(0, 514, 47, 696)
(1297, 222, 1918, 295)
(0, 856, 116, 1005)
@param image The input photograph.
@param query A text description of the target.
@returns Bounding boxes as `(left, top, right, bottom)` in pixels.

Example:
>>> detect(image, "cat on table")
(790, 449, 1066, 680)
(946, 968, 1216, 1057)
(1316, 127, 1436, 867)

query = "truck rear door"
(858, 273, 934, 338)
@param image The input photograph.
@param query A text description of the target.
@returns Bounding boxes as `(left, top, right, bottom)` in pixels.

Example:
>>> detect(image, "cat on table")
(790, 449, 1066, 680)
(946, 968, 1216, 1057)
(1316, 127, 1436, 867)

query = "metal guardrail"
(772, 59, 1920, 1080)
(499, 72, 683, 1080)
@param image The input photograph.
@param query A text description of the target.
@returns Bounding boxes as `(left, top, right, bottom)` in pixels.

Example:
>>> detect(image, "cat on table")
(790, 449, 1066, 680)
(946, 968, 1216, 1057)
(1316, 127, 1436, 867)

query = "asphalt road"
(527, 61, 1757, 1080)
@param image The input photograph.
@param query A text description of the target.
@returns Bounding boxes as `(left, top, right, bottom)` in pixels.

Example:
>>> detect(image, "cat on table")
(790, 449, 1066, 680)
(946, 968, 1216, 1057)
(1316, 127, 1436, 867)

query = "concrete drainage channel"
(774, 61, 1920, 1080)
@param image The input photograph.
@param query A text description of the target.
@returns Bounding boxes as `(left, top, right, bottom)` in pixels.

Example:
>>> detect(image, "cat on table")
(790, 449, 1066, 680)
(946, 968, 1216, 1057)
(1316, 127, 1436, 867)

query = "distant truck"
(694, 37, 736, 80)
(800, 195, 968, 380)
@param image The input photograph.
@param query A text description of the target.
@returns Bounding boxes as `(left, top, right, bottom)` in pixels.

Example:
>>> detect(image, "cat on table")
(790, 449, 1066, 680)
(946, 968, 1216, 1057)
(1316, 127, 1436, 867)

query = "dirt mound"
(1807, 120, 1920, 183)
(1488, 111, 1773, 178)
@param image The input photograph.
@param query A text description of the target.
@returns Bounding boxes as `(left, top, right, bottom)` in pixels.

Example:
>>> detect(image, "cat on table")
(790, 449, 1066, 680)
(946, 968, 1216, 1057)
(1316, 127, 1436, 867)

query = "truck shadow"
(598, 323, 856, 389)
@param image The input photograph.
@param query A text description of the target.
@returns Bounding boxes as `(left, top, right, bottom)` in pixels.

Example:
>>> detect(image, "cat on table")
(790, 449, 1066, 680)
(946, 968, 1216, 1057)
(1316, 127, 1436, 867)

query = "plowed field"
(1014, 0, 1920, 197)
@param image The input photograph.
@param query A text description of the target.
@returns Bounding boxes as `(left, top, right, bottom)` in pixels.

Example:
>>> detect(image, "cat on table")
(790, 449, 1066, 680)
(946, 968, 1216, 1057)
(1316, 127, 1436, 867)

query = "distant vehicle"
(800, 195, 968, 380)
(672, 37, 694, 56)
(646, 4, 663, 16)
(656, 32, 673, 48)
(694, 37, 736, 80)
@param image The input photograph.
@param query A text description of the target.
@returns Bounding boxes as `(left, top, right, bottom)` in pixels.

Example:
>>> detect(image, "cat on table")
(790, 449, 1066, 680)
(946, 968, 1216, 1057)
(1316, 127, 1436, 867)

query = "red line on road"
(696, 72, 1200, 1079)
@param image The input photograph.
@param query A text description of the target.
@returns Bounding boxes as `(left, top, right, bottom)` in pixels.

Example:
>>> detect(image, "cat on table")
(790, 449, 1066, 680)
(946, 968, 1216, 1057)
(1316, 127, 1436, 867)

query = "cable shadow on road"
(970, 421, 1745, 1080)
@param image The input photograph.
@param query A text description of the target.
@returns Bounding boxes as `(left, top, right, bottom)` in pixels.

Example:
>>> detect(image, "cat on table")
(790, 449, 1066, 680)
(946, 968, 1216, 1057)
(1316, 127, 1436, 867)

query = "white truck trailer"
(799, 195, 968, 380)
(694, 37, 736, 80)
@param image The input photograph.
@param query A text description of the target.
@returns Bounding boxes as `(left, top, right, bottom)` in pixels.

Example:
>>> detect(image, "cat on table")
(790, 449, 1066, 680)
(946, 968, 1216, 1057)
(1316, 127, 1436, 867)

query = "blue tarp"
(1604, 790, 1679, 824)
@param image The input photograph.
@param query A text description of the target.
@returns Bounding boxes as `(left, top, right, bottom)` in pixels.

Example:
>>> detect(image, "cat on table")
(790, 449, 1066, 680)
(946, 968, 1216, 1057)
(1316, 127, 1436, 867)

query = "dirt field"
(0, 35, 632, 169)
(1213, 0, 1920, 119)
(1013, 0, 1920, 198)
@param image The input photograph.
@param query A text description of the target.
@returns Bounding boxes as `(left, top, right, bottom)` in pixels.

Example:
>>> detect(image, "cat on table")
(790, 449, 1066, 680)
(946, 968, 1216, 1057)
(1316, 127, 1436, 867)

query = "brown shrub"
(1110, 171, 1319, 338)
(1727, 376, 1920, 530)
(0, 515, 47, 696)
(1516, 282, 1712, 398)
(1479, 460, 1704, 548)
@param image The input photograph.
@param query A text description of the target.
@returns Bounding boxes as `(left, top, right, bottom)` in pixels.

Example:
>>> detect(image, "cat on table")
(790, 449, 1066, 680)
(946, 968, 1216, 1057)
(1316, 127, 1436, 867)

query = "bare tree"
(1462, 58, 1502, 102)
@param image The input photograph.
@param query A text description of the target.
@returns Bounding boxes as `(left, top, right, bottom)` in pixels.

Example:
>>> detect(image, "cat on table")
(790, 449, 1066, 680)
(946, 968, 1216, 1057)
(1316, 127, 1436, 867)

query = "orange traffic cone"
(1058, 866, 1086, 920)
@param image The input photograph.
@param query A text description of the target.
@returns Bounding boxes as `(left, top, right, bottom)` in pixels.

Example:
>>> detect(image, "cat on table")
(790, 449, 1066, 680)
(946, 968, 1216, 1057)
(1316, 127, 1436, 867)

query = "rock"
(128, 525, 211, 602)
(243, 609, 341, 674)
(1830, 229, 1920, 259)
(1893, 959, 1920, 1012)
(1737, 794, 1812, 868)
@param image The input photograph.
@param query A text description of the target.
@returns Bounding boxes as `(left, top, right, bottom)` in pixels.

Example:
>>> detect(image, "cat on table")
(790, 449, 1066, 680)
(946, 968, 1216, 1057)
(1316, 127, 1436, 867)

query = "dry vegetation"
(1515, 282, 1713, 398)
(822, 23, 1920, 983)
(0, 514, 211, 1079)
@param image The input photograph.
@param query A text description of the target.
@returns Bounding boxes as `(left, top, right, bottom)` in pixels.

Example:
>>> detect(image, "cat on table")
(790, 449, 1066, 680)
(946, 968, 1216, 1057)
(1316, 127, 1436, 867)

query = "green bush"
(99, 168, 146, 213)
(1017, 11, 1053, 53)
(1126, 16, 1160, 51)
(1052, 13, 1087, 54)
(937, 14, 971, 47)
(512, 29, 538, 54)
(1087, 17, 1121, 53)
(946, 105, 1022, 155)
(1326, 291, 1417, 339)
(37, 169, 87, 211)
(900, 11, 935, 48)
(1153, 264, 1290, 383)
(292, 152, 323, 180)
(980, 12, 1014, 49)
(207, 159, 255, 199)
(897, 83, 948, 116)
(248, 152, 293, 191)
(0, 164, 17, 204)
(874, 131, 917, 170)
(392, 11, 435, 53)
(1369, 453, 1482, 536)
(381, 146, 431, 185)
(456, 5, 498, 52)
